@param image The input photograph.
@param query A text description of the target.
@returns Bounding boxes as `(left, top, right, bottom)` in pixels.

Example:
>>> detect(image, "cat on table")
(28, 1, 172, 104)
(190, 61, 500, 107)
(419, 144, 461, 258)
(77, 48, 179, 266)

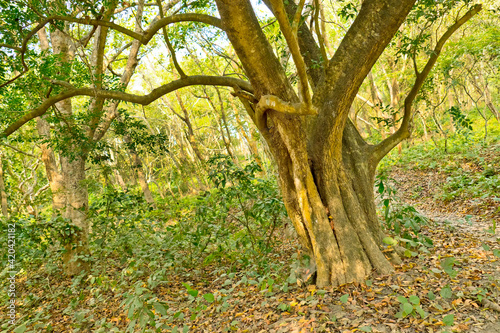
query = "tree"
(0, 0, 482, 286)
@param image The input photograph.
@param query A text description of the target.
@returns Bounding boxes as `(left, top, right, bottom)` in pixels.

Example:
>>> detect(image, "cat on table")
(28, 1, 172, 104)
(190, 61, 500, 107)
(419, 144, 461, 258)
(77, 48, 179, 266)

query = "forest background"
(0, 0, 499, 332)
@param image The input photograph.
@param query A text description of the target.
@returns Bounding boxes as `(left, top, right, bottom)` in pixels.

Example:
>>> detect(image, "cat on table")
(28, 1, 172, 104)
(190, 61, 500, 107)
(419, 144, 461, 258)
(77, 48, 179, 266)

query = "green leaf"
(359, 326, 372, 332)
(403, 302, 414, 316)
(428, 291, 436, 300)
(153, 302, 167, 316)
(13, 325, 27, 333)
(415, 305, 427, 319)
(188, 289, 199, 298)
(378, 181, 385, 194)
(443, 314, 454, 326)
(440, 257, 458, 278)
(482, 243, 491, 251)
(440, 286, 452, 299)
(277, 303, 289, 311)
(409, 295, 420, 305)
(382, 237, 398, 246)
(397, 296, 408, 303)
(203, 293, 215, 303)
(493, 249, 500, 258)
(340, 294, 349, 304)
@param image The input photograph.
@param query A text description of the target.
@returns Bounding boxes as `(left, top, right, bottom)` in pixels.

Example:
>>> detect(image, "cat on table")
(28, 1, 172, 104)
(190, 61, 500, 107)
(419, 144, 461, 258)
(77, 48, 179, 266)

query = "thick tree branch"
(313, 0, 328, 66)
(291, 0, 306, 35)
(269, 0, 312, 107)
(255, 95, 317, 131)
(371, 4, 482, 164)
(0, 12, 222, 87)
(262, 0, 325, 85)
(48, 13, 223, 44)
(88, 2, 118, 137)
(309, 0, 415, 161)
(93, 0, 146, 142)
(2, 76, 253, 137)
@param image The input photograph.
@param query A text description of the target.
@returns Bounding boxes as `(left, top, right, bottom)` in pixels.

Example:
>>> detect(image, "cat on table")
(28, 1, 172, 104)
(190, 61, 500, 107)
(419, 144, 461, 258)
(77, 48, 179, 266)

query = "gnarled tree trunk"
(216, 0, 480, 287)
(216, 0, 414, 287)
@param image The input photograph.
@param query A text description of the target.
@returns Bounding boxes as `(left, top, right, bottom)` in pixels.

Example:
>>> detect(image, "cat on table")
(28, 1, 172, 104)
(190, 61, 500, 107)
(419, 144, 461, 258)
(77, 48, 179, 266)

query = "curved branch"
(2, 76, 253, 137)
(0, 12, 222, 87)
(49, 13, 223, 44)
(0, 44, 22, 52)
(0, 143, 37, 158)
(157, 0, 186, 78)
(0, 18, 53, 88)
(371, 4, 482, 164)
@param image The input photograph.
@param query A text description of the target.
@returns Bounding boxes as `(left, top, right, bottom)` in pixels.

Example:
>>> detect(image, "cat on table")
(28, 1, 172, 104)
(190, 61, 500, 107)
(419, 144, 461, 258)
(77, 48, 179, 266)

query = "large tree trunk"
(216, 0, 415, 287)
(264, 116, 395, 287)
(216, 0, 479, 287)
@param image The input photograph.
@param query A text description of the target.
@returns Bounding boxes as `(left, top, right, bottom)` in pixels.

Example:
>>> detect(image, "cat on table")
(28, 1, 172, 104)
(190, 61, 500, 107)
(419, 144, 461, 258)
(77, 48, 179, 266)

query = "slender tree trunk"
(38, 26, 89, 274)
(479, 61, 499, 121)
(174, 91, 206, 162)
(50, 28, 90, 275)
(36, 117, 66, 211)
(231, 98, 265, 171)
(123, 134, 156, 206)
(36, 29, 66, 212)
(61, 154, 90, 275)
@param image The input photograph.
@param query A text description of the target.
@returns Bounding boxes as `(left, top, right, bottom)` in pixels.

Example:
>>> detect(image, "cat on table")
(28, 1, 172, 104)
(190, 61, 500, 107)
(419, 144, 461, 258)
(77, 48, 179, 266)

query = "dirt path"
(390, 169, 500, 333)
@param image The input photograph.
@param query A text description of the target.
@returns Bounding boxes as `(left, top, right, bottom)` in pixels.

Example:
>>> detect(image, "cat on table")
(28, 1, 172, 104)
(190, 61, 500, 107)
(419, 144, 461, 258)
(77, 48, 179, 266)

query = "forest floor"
(2, 146, 500, 333)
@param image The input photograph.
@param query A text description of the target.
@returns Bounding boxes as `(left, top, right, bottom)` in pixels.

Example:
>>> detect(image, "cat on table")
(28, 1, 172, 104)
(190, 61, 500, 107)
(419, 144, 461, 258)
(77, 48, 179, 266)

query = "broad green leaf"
(153, 302, 167, 316)
(382, 237, 398, 246)
(409, 295, 420, 305)
(443, 314, 454, 326)
(203, 293, 215, 303)
(416, 305, 427, 319)
(397, 296, 408, 303)
(360, 326, 372, 332)
(188, 289, 199, 298)
(440, 286, 452, 299)
(340, 294, 349, 304)
(403, 302, 414, 316)
(13, 325, 27, 333)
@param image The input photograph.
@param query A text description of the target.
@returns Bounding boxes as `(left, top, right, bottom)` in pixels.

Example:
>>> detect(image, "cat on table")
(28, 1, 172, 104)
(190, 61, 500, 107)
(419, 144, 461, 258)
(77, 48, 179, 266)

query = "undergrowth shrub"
(375, 174, 433, 257)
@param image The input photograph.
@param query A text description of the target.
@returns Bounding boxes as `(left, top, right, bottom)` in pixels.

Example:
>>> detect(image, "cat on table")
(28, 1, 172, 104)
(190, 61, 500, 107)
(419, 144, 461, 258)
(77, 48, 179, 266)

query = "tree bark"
(216, 0, 416, 287)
